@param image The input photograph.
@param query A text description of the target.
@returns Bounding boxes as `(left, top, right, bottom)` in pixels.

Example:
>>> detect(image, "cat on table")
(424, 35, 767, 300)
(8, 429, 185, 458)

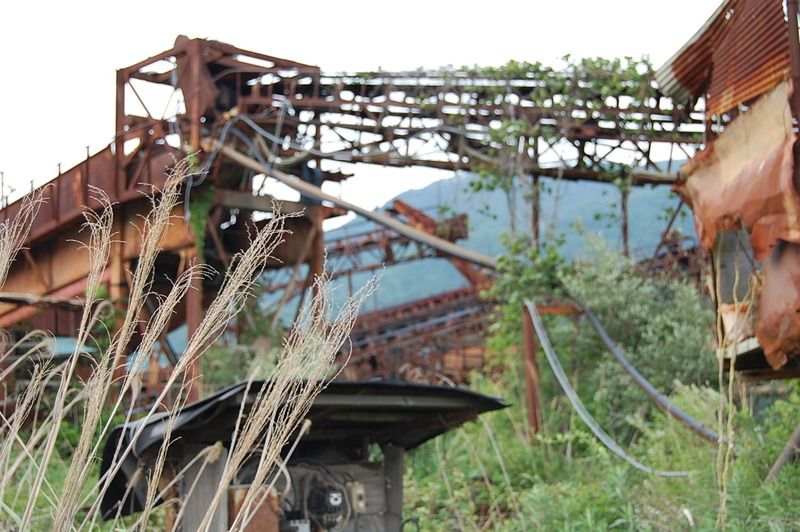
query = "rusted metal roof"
(655, 0, 791, 118)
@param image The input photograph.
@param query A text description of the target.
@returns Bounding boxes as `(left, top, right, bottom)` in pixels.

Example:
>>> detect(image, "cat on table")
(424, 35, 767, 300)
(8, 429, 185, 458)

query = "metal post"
(383, 444, 404, 531)
(115, 69, 125, 195)
(523, 305, 542, 434)
(185, 247, 203, 402)
(531, 175, 540, 250)
(786, 0, 800, 189)
(309, 208, 325, 301)
(786, 0, 800, 119)
(621, 185, 629, 258)
(188, 40, 203, 154)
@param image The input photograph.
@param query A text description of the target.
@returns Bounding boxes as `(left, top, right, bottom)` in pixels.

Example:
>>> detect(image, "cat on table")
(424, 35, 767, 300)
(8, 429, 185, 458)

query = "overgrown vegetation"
(459, 55, 658, 240)
(404, 237, 800, 530)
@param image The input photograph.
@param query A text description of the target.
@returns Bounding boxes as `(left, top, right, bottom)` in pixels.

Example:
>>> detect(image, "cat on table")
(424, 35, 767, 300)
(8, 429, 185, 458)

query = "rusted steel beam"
(391, 199, 489, 289)
(0, 36, 709, 403)
(212, 189, 346, 219)
(0, 199, 197, 328)
(0, 268, 110, 332)
(738, 368, 800, 383)
(536, 304, 581, 315)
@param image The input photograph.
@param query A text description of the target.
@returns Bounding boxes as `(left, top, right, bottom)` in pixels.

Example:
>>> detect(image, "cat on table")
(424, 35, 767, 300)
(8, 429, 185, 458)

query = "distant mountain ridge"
(325, 173, 696, 310)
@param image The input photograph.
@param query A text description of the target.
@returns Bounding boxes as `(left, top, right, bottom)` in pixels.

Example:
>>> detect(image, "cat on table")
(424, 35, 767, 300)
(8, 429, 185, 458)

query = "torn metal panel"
(756, 242, 800, 368)
(676, 80, 798, 260)
(662, 0, 800, 373)
(655, 0, 791, 119)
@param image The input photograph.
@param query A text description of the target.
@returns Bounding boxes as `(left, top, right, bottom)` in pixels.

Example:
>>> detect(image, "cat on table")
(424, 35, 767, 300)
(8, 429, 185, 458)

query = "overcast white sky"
(0, 0, 722, 210)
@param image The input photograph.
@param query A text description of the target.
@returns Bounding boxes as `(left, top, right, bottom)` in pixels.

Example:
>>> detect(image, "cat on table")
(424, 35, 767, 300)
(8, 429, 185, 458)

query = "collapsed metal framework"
(0, 36, 703, 398)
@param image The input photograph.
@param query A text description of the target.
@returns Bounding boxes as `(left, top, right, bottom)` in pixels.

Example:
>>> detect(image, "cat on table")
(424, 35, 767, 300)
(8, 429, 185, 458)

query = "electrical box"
(346, 481, 367, 513)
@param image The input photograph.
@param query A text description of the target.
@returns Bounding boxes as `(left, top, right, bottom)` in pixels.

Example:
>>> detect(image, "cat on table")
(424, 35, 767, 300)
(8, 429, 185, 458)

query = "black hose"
(570, 294, 725, 446)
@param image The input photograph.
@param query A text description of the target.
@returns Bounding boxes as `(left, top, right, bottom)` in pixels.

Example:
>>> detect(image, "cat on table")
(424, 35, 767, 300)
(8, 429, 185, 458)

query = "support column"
(184, 246, 203, 402)
(621, 186, 629, 258)
(383, 444, 404, 531)
(786, 0, 800, 189)
(523, 305, 542, 435)
(115, 69, 126, 196)
(531, 175, 540, 251)
(308, 208, 325, 301)
(292, 211, 326, 326)
(188, 39, 203, 154)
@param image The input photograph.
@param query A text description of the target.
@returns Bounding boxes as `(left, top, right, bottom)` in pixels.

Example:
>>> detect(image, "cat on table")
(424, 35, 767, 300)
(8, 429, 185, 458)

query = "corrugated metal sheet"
(655, 0, 791, 118)
(655, 0, 731, 103)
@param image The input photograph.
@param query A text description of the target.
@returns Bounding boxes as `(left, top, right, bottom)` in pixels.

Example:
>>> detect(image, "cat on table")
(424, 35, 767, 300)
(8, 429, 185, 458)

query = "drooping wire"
(182, 107, 279, 230)
(524, 300, 692, 477)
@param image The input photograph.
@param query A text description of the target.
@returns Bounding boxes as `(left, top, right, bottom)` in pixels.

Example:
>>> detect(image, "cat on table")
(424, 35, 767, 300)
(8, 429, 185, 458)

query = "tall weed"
(0, 162, 374, 531)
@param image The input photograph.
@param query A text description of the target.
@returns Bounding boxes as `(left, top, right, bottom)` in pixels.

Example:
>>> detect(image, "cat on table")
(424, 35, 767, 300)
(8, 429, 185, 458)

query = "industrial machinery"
(99, 380, 505, 531)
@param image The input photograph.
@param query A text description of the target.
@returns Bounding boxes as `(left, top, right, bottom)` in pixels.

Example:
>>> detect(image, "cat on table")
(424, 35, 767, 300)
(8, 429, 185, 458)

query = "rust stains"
(676, 80, 799, 261)
(670, 30, 800, 372)
(757, 242, 800, 368)
(655, 0, 791, 119)
(660, 0, 800, 371)
(675, 80, 800, 369)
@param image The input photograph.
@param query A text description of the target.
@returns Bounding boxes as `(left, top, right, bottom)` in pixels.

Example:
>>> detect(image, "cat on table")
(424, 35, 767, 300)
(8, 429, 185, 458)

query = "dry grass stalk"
(0, 187, 45, 291)
(17, 185, 110, 529)
(0, 162, 197, 529)
(86, 209, 293, 528)
(1, 158, 375, 531)
(224, 275, 377, 532)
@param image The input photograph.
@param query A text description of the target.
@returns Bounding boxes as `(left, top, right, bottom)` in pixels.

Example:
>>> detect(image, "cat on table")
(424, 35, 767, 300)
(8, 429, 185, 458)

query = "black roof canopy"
(100, 380, 506, 518)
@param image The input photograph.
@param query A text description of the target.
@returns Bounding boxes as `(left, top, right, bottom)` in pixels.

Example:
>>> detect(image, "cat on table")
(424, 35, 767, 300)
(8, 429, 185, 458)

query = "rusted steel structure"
(636, 236, 707, 284)
(339, 286, 490, 382)
(0, 36, 702, 396)
(655, 0, 800, 379)
(261, 200, 477, 300)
